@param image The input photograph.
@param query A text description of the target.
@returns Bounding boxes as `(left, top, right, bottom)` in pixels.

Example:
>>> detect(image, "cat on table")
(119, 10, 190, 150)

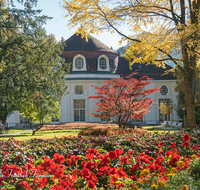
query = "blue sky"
(27, 0, 124, 50)
(15, 1, 175, 67)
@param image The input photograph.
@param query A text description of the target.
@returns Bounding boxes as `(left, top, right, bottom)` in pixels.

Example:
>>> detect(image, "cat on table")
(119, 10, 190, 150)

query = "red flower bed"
(0, 133, 200, 189)
(0, 148, 199, 189)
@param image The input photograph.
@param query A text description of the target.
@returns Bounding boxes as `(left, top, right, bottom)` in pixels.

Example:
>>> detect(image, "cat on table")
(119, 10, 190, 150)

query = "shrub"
(78, 126, 148, 136)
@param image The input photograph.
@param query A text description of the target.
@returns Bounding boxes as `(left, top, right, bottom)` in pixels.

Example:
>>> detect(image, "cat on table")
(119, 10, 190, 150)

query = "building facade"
(8, 34, 178, 126)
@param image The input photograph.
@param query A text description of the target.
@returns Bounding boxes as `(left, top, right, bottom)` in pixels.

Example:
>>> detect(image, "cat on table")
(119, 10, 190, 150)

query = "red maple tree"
(88, 74, 158, 128)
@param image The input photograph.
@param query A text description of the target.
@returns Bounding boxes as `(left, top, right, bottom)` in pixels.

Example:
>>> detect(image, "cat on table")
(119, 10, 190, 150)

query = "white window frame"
(73, 99, 86, 122)
(159, 84, 169, 96)
(74, 85, 84, 95)
(51, 116, 60, 124)
(158, 98, 171, 121)
(131, 117, 144, 123)
(20, 114, 30, 124)
(97, 55, 110, 72)
(72, 54, 87, 71)
(71, 84, 87, 122)
(99, 57, 107, 70)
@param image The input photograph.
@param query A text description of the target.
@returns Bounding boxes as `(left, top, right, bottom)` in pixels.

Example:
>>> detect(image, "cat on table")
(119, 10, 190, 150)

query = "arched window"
(75, 57, 83, 69)
(99, 57, 107, 70)
(160, 85, 168, 96)
(97, 55, 109, 71)
(72, 54, 87, 71)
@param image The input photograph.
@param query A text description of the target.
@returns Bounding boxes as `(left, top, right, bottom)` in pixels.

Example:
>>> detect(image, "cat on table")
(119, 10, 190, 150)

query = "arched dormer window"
(97, 55, 110, 72)
(72, 54, 87, 71)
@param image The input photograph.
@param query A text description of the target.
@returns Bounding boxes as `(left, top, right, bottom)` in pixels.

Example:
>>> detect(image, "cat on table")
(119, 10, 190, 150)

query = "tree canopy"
(62, 0, 200, 128)
(88, 75, 158, 128)
(0, 0, 69, 123)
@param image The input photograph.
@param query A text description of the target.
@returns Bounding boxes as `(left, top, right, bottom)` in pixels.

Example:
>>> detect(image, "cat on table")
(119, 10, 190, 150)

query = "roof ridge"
(64, 33, 117, 53)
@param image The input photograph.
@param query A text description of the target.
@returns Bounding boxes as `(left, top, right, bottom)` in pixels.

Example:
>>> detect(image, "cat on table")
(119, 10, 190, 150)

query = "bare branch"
(169, 0, 179, 26)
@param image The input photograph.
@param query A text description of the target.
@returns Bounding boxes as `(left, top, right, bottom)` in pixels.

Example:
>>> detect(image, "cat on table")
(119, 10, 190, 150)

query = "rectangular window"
(74, 99, 85, 121)
(20, 115, 30, 124)
(132, 117, 143, 122)
(75, 85, 84, 95)
(51, 117, 59, 122)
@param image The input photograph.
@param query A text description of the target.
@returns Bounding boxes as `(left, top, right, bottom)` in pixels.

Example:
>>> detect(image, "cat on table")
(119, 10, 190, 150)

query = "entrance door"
(159, 99, 171, 121)
(74, 99, 85, 121)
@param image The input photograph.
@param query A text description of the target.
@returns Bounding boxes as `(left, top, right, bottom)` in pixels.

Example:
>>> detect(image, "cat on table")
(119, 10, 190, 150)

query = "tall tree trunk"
(183, 56, 196, 128)
(32, 130, 36, 136)
(2, 114, 6, 124)
(118, 123, 123, 129)
(181, 1, 199, 128)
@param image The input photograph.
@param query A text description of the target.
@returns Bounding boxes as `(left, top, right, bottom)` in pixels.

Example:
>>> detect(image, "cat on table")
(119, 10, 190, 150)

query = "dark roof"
(117, 57, 176, 80)
(64, 34, 116, 53)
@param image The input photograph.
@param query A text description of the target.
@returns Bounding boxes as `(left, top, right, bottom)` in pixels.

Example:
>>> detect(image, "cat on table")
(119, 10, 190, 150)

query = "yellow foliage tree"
(62, 0, 200, 128)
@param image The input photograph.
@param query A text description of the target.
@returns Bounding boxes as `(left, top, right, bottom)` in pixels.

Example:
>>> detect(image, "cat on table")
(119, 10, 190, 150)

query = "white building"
(8, 34, 178, 126)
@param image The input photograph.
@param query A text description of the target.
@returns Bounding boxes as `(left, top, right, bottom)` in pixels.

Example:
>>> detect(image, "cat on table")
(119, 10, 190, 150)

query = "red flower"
(110, 174, 118, 184)
(100, 154, 110, 166)
(54, 153, 65, 164)
(86, 153, 94, 160)
(181, 141, 190, 147)
(88, 180, 95, 189)
(108, 151, 117, 160)
(183, 134, 190, 142)
(192, 145, 199, 151)
(118, 167, 127, 178)
(81, 167, 91, 180)
(97, 166, 110, 177)
(115, 149, 123, 157)
(158, 141, 164, 147)
(169, 153, 180, 167)
(169, 142, 177, 148)
(108, 167, 117, 175)
(19, 181, 31, 190)
(120, 155, 131, 166)
(130, 175, 137, 181)
(87, 148, 98, 155)
(165, 150, 172, 157)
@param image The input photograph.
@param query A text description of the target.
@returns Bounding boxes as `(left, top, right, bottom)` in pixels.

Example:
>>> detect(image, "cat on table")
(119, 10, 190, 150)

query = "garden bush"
(0, 129, 199, 189)
(78, 126, 148, 136)
(40, 123, 118, 131)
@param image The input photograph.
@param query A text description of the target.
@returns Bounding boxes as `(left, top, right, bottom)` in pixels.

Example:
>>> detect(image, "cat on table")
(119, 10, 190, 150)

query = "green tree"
(62, 0, 200, 128)
(0, 0, 69, 125)
(0, 0, 50, 121)
(20, 93, 61, 135)
(18, 29, 69, 135)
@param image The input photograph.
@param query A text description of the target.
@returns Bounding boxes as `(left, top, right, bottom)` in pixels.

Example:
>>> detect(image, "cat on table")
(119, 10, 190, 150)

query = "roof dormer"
(97, 55, 110, 72)
(72, 54, 87, 71)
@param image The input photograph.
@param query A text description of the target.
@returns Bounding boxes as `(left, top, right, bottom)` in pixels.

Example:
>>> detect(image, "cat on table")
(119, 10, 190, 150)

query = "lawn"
(0, 129, 81, 141)
(0, 123, 182, 141)
(142, 126, 182, 133)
